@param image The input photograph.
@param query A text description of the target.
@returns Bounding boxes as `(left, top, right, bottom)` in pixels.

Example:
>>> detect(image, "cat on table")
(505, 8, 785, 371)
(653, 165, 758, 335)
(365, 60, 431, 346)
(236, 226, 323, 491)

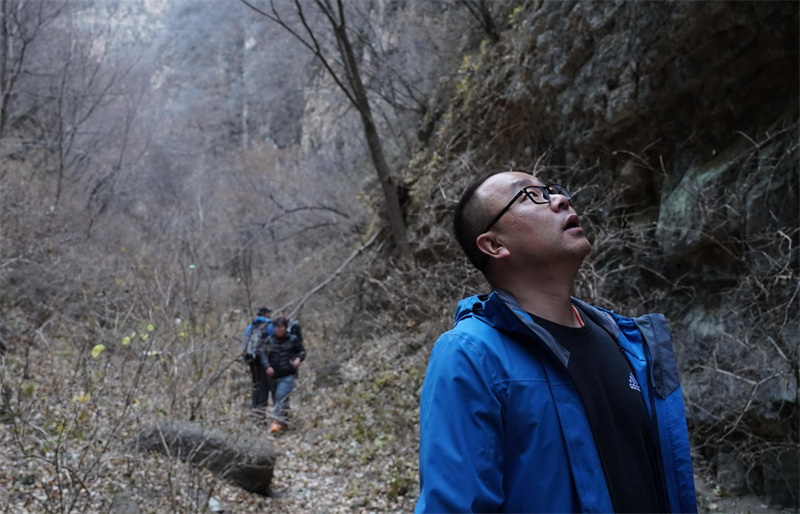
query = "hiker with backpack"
(241, 306, 274, 420)
(257, 317, 306, 434)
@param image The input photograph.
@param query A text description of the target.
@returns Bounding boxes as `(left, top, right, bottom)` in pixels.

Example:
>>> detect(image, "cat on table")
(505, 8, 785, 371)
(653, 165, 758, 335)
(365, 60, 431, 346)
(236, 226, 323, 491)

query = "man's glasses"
(483, 184, 571, 233)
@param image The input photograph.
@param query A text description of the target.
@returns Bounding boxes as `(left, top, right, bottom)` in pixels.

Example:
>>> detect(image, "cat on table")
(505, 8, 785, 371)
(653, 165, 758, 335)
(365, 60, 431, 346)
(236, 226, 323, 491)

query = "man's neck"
(491, 266, 581, 327)
(510, 286, 580, 327)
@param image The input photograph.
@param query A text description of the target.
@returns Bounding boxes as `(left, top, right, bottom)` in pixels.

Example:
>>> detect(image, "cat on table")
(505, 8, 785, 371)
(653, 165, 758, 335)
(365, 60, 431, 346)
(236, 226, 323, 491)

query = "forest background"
(0, 0, 797, 512)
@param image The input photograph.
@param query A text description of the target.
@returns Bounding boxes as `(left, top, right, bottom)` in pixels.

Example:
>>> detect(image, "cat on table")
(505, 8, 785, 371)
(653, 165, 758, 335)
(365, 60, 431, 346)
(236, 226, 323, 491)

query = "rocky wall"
(407, 0, 799, 507)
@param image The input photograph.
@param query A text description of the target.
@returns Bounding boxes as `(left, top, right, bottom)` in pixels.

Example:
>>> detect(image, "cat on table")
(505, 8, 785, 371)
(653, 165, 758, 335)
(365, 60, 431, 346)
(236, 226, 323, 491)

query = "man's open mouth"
(564, 215, 581, 230)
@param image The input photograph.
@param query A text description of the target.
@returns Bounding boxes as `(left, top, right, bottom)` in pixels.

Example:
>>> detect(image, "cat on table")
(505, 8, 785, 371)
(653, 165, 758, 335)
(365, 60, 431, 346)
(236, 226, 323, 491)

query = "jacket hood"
(454, 291, 521, 330)
(455, 290, 616, 330)
(454, 290, 569, 366)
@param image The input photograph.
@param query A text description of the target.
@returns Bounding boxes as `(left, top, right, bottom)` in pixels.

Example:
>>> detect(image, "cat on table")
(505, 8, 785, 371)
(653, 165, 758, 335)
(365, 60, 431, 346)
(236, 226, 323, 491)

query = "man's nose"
(550, 193, 570, 211)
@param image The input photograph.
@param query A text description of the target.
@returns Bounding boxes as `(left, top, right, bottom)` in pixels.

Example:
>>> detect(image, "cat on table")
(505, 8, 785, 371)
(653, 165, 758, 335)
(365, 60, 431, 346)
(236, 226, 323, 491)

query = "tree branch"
(283, 229, 382, 316)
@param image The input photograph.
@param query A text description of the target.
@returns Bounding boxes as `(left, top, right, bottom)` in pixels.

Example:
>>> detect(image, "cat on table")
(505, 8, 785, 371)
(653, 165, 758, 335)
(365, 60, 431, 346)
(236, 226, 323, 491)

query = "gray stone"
(716, 450, 748, 496)
(762, 446, 800, 508)
(129, 421, 277, 496)
(109, 492, 141, 514)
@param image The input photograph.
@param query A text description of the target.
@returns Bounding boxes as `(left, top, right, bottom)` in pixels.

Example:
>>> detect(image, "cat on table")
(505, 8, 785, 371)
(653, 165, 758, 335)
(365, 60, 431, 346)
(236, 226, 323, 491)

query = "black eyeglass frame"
(483, 184, 571, 233)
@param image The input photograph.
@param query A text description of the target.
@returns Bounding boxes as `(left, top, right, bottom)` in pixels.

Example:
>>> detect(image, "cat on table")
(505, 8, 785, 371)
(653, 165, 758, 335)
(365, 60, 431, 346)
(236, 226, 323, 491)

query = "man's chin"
(573, 238, 593, 259)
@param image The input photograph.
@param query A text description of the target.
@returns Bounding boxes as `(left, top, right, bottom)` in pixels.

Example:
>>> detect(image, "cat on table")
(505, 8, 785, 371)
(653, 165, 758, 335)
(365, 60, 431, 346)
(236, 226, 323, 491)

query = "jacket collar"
(454, 289, 569, 366)
(454, 289, 624, 369)
(455, 289, 678, 400)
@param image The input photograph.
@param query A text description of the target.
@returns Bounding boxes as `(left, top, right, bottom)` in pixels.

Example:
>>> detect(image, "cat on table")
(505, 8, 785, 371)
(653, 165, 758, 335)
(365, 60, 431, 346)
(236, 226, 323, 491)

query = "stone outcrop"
(129, 421, 277, 496)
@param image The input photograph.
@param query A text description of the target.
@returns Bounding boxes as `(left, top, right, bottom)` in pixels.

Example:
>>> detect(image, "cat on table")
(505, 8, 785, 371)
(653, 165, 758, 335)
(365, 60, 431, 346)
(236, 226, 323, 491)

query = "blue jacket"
(416, 290, 697, 513)
(241, 316, 274, 351)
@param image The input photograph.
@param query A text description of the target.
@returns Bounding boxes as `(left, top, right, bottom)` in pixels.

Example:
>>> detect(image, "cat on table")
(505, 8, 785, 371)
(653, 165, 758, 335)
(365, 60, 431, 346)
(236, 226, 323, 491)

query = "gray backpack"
(244, 321, 266, 358)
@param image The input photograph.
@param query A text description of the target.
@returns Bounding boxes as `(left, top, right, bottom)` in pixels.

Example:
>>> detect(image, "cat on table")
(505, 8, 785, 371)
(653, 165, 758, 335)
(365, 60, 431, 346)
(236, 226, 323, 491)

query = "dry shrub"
(0, 253, 263, 511)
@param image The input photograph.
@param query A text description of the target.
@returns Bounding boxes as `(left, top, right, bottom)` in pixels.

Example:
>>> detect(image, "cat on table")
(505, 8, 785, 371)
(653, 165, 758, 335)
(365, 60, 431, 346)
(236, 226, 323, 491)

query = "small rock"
(208, 496, 225, 512)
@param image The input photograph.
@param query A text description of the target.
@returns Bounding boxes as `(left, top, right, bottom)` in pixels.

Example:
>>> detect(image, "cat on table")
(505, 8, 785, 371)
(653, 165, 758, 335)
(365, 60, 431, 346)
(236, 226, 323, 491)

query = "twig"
(284, 230, 382, 315)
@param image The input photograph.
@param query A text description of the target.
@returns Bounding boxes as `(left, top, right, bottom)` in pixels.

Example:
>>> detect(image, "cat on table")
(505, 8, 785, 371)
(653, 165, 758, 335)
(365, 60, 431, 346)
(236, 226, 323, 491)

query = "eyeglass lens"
(525, 185, 570, 203)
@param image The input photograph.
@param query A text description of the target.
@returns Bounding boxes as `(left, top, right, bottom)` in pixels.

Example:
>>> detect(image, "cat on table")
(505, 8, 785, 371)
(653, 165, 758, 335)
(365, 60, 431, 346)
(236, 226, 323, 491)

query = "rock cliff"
(402, 0, 798, 507)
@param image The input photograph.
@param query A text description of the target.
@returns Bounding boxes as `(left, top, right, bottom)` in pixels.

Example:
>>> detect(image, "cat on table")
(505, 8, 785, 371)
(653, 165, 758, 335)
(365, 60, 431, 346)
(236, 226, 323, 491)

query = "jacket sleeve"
(257, 337, 270, 369)
(295, 337, 307, 362)
(416, 332, 505, 513)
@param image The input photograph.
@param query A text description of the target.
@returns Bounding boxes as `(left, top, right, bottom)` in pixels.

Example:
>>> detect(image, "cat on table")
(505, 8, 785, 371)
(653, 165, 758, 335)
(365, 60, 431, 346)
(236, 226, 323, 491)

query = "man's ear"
(476, 232, 510, 260)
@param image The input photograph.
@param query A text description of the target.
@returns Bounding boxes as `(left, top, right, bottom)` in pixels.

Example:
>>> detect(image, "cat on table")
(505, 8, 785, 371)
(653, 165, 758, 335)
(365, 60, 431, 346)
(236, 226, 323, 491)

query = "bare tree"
(239, 0, 411, 260)
(0, 0, 69, 138)
(43, 6, 142, 205)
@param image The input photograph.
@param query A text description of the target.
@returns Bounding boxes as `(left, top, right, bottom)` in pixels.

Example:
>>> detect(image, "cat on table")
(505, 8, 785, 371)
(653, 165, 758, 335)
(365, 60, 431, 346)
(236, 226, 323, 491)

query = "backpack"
(244, 321, 267, 358)
(287, 318, 302, 342)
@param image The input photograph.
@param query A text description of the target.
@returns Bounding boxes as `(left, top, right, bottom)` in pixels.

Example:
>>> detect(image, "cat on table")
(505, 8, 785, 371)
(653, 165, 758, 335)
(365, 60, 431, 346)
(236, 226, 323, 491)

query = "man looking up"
(416, 170, 697, 513)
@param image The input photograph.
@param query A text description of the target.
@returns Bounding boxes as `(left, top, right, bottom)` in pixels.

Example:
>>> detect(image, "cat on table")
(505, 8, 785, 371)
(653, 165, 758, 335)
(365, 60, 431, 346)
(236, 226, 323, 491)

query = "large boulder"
(129, 421, 278, 496)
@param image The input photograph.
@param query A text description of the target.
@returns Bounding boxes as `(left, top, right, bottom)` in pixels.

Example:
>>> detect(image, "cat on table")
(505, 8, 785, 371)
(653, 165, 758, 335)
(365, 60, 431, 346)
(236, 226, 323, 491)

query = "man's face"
(274, 324, 287, 337)
(476, 171, 591, 265)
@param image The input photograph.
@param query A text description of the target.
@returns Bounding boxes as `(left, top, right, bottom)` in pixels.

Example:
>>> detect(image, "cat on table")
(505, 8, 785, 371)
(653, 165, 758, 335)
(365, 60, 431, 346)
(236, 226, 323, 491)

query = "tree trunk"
(332, 10, 411, 260)
(239, 0, 413, 259)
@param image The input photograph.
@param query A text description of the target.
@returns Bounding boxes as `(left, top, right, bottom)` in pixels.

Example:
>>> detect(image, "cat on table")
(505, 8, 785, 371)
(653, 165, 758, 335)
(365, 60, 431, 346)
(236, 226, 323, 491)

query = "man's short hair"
(453, 169, 509, 274)
(273, 317, 288, 328)
(257, 307, 272, 316)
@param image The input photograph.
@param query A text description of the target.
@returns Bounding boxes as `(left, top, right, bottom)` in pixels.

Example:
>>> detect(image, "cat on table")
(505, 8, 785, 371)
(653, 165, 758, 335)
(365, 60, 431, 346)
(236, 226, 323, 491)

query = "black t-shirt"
(529, 306, 666, 513)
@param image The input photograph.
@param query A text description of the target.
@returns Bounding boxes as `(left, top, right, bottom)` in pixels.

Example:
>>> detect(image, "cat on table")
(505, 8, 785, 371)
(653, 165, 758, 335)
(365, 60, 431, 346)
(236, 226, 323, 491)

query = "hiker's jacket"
(258, 333, 306, 378)
(241, 316, 274, 352)
(416, 290, 697, 513)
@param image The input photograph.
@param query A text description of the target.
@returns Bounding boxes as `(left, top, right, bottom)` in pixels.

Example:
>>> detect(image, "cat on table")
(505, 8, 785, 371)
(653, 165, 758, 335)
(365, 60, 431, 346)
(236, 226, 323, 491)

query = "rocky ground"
(2, 324, 794, 513)
(3, 393, 794, 513)
(186, 409, 795, 514)
(694, 478, 796, 514)
(194, 423, 795, 514)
